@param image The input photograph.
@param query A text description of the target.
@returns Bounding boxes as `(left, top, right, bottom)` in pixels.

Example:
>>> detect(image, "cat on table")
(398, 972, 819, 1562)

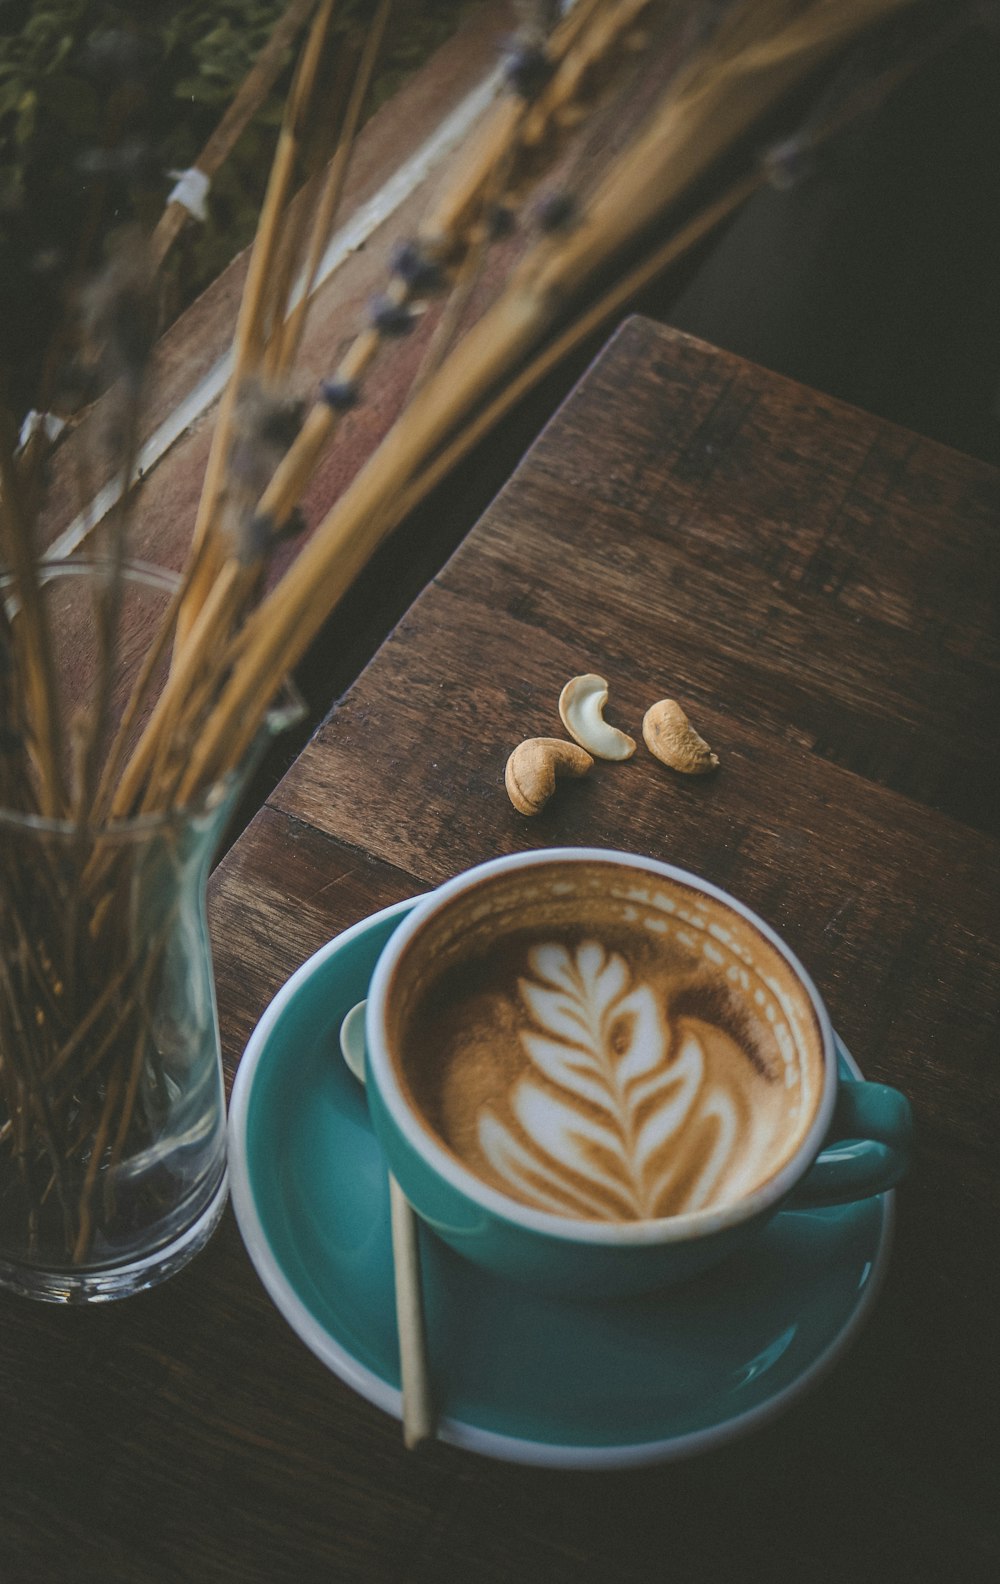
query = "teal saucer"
(228, 898, 893, 1468)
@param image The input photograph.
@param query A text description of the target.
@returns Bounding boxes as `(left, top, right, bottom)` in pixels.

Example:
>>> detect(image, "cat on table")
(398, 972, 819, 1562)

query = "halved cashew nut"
(642, 699, 719, 774)
(558, 674, 636, 761)
(505, 737, 593, 815)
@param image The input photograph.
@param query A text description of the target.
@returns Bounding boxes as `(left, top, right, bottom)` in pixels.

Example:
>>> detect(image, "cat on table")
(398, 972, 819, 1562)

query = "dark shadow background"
(668, 16, 1000, 467)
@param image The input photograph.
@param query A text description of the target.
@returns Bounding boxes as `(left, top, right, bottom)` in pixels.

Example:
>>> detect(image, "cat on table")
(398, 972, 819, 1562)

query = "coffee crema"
(386, 862, 825, 1222)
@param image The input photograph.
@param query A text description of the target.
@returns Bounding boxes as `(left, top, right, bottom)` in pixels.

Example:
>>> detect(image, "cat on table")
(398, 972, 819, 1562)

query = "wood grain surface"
(3, 319, 998, 1583)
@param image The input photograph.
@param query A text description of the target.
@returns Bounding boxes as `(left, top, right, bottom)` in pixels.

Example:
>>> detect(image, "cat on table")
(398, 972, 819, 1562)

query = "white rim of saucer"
(365, 848, 838, 1245)
(227, 896, 895, 1470)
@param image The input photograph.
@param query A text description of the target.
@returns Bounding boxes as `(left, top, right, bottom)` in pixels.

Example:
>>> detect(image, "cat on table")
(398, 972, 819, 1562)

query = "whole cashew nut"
(505, 737, 593, 815)
(642, 699, 719, 774)
(558, 674, 636, 761)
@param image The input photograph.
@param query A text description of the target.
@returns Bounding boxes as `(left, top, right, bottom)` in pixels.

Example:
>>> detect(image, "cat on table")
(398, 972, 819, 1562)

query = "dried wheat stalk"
(149, 0, 319, 273)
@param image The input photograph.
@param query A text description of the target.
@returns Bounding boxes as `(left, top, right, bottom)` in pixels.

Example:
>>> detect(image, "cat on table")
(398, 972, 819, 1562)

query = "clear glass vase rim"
(1, 554, 180, 598)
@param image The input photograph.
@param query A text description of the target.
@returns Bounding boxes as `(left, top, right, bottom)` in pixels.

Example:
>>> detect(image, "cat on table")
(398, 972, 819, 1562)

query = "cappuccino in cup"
(365, 849, 911, 1295)
(384, 858, 824, 1224)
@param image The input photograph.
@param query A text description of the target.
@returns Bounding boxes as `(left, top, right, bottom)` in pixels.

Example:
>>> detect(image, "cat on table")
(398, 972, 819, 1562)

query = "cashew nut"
(642, 699, 719, 774)
(558, 674, 636, 761)
(504, 737, 593, 815)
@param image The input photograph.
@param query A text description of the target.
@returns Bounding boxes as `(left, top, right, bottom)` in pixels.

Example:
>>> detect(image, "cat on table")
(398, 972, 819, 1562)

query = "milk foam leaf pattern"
(519, 942, 669, 1100)
(478, 942, 708, 1220)
(677, 1089, 739, 1213)
(630, 1033, 705, 1174)
(479, 1110, 636, 1222)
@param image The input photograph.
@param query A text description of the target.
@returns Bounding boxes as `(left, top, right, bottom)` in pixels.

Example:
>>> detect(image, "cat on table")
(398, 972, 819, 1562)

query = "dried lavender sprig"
(368, 294, 418, 337)
(389, 240, 444, 293)
(319, 377, 360, 411)
(534, 189, 578, 232)
(503, 39, 555, 100)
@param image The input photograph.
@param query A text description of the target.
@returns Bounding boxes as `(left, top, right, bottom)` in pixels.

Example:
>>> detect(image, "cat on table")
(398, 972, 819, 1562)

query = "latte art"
(479, 941, 749, 1219)
(389, 862, 824, 1224)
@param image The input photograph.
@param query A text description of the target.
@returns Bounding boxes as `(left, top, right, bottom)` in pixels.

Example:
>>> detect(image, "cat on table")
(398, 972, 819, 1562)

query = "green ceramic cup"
(365, 850, 912, 1298)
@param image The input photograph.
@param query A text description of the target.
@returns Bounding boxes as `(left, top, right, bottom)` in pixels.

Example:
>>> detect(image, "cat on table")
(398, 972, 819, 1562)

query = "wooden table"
(4, 319, 998, 1582)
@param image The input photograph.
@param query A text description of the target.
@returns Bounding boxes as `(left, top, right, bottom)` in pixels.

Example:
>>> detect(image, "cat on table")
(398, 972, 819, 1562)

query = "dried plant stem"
(0, 955, 72, 1228)
(243, 0, 654, 537)
(421, 0, 650, 253)
(0, 450, 66, 817)
(268, 0, 392, 376)
(396, 172, 765, 531)
(421, 96, 523, 258)
(40, 970, 125, 1084)
(136, 0, 651, 689)
(0, 812, 204, 1266)
(73, 414, 144, 825)
(522, 0, 918, 311)
(149, 0, 319, 272)
(109, 563, 241, 817)
(175, 295, 551, 794)
(72, 1064, 122, 1263)
(254, 317, 397, 552)
(138, 564, 259, 816)
(406, 140, 519, 404)
(407, 0, 665, 398)
(108, 963, 161, 1172)
(176, 0, 340, 646)
(232, 0, 341, 365)
(89, 547, 204, 825)
(223, 173, 757, 693)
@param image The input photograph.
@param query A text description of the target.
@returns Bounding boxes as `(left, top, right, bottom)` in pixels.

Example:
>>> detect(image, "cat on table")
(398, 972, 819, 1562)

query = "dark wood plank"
(427, 322, 1000, 832)
(211, 806, 425, 1078)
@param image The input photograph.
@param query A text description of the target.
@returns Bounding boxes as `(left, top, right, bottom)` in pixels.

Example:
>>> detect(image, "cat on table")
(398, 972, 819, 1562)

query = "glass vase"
(0, 560, 301, 1300)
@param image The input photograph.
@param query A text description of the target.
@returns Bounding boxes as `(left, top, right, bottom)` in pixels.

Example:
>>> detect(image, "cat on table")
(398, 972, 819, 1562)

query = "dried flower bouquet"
(0, 0, 932, 1294)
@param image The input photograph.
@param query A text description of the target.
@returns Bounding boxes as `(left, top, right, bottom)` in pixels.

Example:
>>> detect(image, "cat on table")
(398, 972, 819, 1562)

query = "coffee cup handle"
(787, 1081, 913, 1209)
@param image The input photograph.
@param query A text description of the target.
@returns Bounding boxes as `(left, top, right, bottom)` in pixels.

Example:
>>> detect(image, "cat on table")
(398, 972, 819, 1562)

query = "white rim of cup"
(365, 848, 838, 1247)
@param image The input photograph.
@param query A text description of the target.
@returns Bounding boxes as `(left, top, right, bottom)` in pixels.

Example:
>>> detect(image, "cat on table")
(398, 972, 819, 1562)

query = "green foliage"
(1, 2, 103, 202)
(0, 0, 472, 413)
(168, 5, 290, 105)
